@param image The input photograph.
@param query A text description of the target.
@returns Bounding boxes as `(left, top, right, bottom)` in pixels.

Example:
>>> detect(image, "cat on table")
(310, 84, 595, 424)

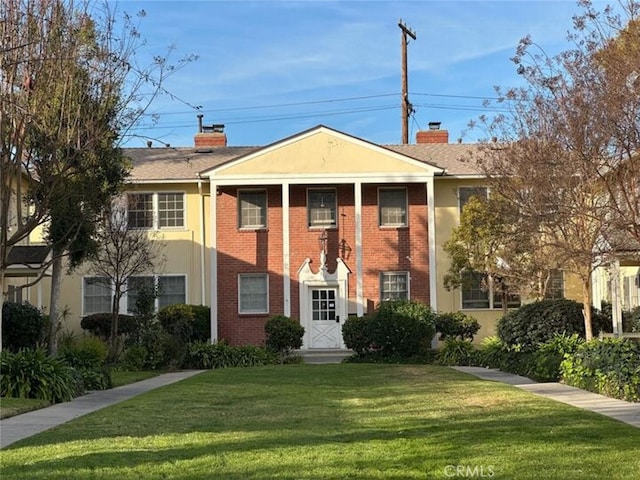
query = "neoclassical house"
(10, 122, 632, 348)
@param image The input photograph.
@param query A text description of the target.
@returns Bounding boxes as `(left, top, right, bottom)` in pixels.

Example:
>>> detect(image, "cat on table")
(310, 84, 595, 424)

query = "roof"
(124, 147, 260, 182)
(123, 128, 484, 182)
(383, 143, 483, 176)
(7, 245, 51, 266)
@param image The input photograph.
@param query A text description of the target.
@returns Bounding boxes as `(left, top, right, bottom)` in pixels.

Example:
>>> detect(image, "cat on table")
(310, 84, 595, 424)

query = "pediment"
(203, 126, 442, 179)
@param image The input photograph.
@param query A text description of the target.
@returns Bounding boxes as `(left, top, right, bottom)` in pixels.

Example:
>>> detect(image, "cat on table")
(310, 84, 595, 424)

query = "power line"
(145, 93, 399, 117)
(129, 104, 399, 130)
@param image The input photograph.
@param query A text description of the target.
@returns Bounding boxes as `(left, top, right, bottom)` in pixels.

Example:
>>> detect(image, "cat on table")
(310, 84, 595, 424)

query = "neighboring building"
(10, 122, 589, 348)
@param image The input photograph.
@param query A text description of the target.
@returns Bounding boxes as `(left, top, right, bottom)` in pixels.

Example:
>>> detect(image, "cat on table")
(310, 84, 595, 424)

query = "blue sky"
(115, 0, 605, 148)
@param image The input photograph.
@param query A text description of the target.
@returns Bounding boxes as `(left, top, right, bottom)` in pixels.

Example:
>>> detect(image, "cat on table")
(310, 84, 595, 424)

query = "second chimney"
(416, 122, 449, 144)
(195, 115, 227, 148)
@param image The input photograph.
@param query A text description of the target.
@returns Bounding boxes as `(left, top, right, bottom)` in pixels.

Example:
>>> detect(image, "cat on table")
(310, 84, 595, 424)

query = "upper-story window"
(379, 188, 408, 227)
(308, 189, 336, 228)
(458, 187, 488, 214)
(238, 190, 267, 229)
(158, 193, 185, 228)
(127, 192, 185, 229)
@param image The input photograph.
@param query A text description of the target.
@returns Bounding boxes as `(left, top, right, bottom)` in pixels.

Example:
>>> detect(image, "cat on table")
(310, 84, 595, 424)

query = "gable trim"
(200, 125, 444, 178)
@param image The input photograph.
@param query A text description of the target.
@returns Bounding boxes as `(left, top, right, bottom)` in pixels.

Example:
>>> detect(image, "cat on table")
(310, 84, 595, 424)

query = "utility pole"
(399, 19, 416, 144)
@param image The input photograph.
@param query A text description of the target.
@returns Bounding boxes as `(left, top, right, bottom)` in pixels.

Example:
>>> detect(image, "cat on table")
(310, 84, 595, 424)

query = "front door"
(310, 288, 341, 349)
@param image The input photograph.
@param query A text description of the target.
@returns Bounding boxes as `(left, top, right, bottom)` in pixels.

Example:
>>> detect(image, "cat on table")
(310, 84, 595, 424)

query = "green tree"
(0, 0, 196, 351)
(443, 194, 556, 312)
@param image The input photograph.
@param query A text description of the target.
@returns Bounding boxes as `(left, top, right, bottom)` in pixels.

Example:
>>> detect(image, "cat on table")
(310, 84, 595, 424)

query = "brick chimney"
(194, 114, 227, 148)
(416, 121, 449, 144)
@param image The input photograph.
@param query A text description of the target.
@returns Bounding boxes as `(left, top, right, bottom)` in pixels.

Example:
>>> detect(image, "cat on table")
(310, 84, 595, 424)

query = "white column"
(426, 177, 437, 312)
(209, 183, 218, 343)
(282, 182, 291, 317)
(355, 181, 364, 316)
(427, 177, 438, 349)
(611, 260, 624, 336)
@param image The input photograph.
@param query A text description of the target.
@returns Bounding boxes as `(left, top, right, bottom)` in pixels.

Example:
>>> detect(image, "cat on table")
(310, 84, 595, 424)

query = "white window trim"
(378, 187, 408, 227)
(82, 276, 114, 316)
(126, 191, 187, 231)
(237, 188, 268, 230)
(380, 271, 410, 302)
(83, 274, 187, 316)
(307, 187, 338, 229)
(238, 273, 269, 314)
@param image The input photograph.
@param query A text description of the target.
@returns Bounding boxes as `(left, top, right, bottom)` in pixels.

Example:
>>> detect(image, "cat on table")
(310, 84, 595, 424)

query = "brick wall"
(216, 183, 430, 345)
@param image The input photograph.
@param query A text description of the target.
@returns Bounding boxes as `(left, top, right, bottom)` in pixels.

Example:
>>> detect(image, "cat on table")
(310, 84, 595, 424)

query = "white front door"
(310, 288, 341, 349)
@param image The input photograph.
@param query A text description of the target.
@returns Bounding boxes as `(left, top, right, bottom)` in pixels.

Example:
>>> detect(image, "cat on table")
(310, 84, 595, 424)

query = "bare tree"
(470, 0, 640, 339)
(88, 198, 165, 359)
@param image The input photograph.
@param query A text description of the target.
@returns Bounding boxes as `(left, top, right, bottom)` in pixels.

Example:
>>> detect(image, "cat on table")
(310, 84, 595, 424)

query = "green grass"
(0, 370, 161, 419)
(1, 364, 639, 479)
(110, 370, 162, 388)
(0, 397, 51, 419)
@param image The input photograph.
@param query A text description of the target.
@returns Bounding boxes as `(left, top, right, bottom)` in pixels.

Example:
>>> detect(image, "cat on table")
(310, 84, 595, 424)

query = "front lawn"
(1, 364, 638, 479)
(0, 397, 51, 419)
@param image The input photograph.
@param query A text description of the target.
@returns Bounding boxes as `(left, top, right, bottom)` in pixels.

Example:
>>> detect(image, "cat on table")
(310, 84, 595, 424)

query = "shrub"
(265, 315, 304, 361)
(190, 305, 211, 342)
(530, 333, 585, 382)
(0, 348, 77, 403)
(120, 345, 148, 370)
(184, 341, 278, 369)
(342, 315, 372, 354)
(2, 301, 47, 351)
(497, 299, 605, 348)
(157, 304, 194, 342)
(476, 336, 509, 369)
(436, 339, 477, 366)
(59, 336, 112, 391)
(624, 306, 640, 333)
(435, 311, 481, 341)
(561, 338, 640, 402)
(80, 313, 137, 339)
(369, 300, 436, 358)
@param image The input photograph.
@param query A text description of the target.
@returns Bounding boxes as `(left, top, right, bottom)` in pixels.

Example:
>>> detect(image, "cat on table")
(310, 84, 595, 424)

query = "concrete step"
(298, 349, 353, 364)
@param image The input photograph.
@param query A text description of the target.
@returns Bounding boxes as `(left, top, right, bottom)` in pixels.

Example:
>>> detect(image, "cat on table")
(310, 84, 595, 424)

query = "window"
(238, 274, 269, 314)
(127, 193, 153, 229)
(459, 187, 488, 214)
(6, 285, 22, 303)
(238, 190, 267, 229)
(461, 271, 490, 309)
(308, 189, 337, 227)
(158, 276, 187, 309)
(158, 193, 184, 228)
(461, 271, 521, 309)
(83, 277, 112, 315)
(127, 276, 155, 314)
(545, 270, 565, 299)
(127, 192, 185, 229)
(493, 290, 522, 309)
(379, 188, 408, 227)
(380, 272, 409, 301)
(127, 275, 186, 313)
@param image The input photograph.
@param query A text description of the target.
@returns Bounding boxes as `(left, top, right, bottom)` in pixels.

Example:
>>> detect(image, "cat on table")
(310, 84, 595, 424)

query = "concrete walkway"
(0, 370, 204, 449)
(452, 366, 640, 428)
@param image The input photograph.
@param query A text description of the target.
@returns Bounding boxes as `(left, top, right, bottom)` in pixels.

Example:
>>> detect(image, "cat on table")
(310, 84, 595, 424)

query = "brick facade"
(216, 182, 430, 346)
